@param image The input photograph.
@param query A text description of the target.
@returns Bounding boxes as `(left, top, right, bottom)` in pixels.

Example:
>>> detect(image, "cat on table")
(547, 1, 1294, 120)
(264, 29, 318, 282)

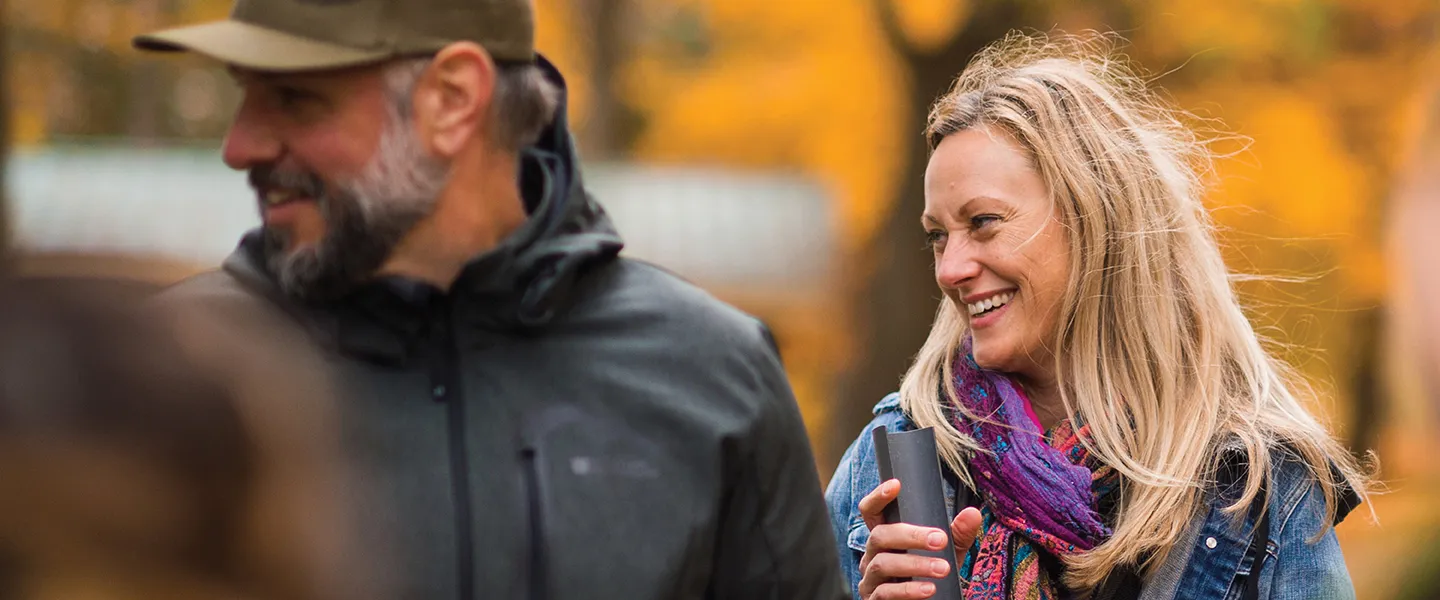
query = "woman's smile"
(964, 289, 1016, 329)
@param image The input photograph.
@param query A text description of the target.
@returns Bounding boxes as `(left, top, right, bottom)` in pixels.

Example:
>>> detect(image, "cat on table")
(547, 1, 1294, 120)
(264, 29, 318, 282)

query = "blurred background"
(1, 0, 1438, 597)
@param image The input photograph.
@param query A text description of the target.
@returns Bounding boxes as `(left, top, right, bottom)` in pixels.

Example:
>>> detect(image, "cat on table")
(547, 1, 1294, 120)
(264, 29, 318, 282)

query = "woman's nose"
(935, 241, 983, 290)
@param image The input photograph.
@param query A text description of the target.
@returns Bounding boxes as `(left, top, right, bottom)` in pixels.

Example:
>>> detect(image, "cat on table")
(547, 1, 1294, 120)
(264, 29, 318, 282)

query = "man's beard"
(251, 110, 450, 303)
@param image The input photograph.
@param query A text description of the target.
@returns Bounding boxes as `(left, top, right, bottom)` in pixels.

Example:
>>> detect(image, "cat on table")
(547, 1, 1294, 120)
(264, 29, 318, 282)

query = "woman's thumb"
(950, 507, 983, 553)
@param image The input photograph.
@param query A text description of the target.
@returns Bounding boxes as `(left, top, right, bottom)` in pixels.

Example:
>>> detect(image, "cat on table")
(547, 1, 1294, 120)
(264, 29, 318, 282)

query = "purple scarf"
(951, 347, 1118, 599)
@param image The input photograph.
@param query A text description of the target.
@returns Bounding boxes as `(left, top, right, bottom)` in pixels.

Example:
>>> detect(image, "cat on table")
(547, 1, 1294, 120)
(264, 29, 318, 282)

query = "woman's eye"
(924, 230, 947, 249)
(970, 214, 1001, 229)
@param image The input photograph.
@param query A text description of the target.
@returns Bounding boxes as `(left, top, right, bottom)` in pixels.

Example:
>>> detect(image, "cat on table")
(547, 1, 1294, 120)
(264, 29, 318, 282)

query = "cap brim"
(133, 20, 391, 73)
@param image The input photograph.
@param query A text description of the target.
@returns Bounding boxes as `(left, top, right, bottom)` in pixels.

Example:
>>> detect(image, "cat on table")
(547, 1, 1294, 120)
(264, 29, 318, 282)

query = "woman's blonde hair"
(900, 31, 1372, 588)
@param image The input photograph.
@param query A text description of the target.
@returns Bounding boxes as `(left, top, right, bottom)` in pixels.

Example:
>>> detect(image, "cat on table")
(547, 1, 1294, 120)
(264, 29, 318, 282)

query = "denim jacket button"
(1205, 537, 1218, 549)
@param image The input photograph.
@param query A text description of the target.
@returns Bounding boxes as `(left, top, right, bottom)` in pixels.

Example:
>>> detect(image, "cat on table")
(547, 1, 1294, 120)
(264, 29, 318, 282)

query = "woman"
(826, 32, 1370, 600)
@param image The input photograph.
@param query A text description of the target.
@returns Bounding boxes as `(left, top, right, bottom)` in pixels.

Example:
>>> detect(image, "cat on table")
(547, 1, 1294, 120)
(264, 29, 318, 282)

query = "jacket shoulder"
(872, 391, 903, 416)
(155, 269, 260, 305)
(825, 394, 913, 567)
(1267, 448, 1362, 530)
(1206, 443, 1360, 527)
(835, 394, 912, 481)
(151, 269, 305, 333)
(577, 257, 774, 350)
(835, 395, 911, 472)
(830, 396, 912, 507)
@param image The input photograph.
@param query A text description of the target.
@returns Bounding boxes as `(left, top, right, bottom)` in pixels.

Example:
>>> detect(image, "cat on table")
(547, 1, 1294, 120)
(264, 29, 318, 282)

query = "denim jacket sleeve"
(1259, 470, 1356, 600)
(824, 393, 910, 600)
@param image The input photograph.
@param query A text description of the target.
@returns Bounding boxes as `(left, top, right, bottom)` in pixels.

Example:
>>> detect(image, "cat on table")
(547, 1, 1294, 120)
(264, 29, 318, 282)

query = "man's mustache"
(248, 165, 328, 199)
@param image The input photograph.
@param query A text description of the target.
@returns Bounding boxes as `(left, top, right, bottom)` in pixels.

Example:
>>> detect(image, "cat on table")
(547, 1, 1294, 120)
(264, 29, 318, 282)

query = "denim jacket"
(825, 393, 1360, 600)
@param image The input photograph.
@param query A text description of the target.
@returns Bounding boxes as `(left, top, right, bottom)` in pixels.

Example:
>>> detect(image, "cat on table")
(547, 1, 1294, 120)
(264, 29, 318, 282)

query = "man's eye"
(275, 87, 317, 107)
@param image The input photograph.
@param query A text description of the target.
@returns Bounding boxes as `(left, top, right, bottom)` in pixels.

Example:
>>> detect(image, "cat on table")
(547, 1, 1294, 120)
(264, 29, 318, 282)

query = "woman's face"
(923, 126, 1071, 381)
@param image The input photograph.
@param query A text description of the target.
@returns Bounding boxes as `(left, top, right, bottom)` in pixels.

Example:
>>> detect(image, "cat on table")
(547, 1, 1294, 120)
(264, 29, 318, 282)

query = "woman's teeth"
(967, 292, 1014, 317)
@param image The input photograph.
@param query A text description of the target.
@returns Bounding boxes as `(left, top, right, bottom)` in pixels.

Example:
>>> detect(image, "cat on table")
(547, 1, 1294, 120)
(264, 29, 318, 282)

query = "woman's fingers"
(866, 523, 949, 556)
(868, 580, 939, 600)
(858, 522, 952, 598)
(858, 552, 950, 599)
(858, 479, 900, 529)
(950, 506, 983, 559)
(868, 551, 952, 579)
(856, 481, 978, 600)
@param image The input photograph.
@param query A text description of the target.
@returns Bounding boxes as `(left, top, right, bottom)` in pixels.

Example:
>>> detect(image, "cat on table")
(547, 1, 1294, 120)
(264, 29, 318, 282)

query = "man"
(132, 1, 848, 598)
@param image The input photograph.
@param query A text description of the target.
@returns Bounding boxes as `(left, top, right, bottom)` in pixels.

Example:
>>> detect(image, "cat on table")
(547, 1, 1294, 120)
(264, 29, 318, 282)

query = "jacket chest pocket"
(847, 516, 870, 555)
(521, 403, 707, 599)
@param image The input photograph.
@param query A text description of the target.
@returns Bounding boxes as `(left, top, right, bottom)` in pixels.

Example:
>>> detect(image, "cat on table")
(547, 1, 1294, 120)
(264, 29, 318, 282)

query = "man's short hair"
(384, 58, 560, 152)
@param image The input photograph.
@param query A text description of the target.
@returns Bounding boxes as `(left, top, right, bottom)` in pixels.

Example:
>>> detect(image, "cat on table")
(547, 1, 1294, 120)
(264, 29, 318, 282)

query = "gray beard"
(257, 116, 449, 303)
(261, 192, 416, 304)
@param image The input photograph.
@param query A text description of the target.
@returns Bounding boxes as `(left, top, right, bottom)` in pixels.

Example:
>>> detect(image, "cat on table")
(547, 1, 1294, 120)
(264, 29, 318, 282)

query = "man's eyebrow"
(226, 67, 291, 86)
(225, 66, 256, 84)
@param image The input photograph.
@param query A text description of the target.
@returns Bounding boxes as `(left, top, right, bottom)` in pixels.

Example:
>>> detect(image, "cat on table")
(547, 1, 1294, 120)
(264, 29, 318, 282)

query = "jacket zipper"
(432, 304, 474, 600)
(521, 446, 547, 600)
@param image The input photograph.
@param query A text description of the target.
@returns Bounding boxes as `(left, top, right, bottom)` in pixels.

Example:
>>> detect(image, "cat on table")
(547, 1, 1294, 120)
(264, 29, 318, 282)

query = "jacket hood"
(223, 55, 624, 335)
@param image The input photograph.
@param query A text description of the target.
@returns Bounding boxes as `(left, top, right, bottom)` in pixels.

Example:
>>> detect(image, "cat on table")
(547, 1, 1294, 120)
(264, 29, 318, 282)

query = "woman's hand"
(857, 479, 983, 600)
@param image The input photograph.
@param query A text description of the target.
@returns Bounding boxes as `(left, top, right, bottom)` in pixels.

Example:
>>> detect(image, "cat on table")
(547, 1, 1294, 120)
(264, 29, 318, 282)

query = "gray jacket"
(162, 59, 846, 600)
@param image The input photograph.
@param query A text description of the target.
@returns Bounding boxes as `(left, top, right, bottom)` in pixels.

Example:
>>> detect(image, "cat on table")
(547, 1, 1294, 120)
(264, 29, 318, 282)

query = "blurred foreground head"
(0, 274, 359, 599)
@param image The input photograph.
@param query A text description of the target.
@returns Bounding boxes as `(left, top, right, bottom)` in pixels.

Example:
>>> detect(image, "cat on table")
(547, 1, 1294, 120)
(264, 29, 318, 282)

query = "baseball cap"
(133, 0, 535, 73)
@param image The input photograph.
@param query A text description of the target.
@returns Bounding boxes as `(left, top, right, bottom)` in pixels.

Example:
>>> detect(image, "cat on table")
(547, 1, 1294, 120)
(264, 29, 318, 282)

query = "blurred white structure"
(8, 146, 835, 291)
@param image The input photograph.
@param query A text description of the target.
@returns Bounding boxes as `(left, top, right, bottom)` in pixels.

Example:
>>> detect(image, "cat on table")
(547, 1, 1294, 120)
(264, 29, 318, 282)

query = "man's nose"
(221, 93, 282, 171)
(935, 240, 983, 290)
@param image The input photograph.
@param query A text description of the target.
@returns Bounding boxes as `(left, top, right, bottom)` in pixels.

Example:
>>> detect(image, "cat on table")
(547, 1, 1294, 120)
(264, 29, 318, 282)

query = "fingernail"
(920, 582, 936, 595)
(933, 559, 949, 576)
(885, 480, 898, 494)
(927, 532, 946, 548)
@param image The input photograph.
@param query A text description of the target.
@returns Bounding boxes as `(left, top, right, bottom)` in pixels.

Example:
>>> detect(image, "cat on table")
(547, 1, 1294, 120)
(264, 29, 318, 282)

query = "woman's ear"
(412, 42, 497, 158)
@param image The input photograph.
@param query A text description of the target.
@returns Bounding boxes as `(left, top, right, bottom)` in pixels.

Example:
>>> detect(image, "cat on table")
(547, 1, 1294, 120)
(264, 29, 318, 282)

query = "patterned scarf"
(950, 347, 1120, 600)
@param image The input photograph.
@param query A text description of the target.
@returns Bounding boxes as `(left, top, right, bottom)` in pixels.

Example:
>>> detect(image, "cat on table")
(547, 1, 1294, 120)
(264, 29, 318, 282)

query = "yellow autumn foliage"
(623, 0, 908, 248)
(888, 0, 971, 54)
(1208, 90, 1366, 241)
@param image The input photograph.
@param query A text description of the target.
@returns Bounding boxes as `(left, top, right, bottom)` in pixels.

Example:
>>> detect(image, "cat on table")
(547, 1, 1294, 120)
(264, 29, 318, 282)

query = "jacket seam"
(846, 423, 863, 553)
(1274, 465, 1316, 538)
(739, 440, 783, 598)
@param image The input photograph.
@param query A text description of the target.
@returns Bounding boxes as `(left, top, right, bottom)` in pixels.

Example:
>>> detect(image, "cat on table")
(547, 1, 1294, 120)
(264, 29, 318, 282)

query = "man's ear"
(412, 42, 496, 158)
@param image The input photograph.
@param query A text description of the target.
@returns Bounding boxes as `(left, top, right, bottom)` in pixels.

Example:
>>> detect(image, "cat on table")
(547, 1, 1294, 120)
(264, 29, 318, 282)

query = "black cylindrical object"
(872, 425, 963, 600)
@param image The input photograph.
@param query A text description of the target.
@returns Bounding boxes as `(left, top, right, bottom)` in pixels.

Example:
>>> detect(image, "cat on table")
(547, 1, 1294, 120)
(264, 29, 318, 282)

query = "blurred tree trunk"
(575, 0, 633, 159)
(1348, 305, 1385, 456)
(126, 0, 177, 142)
(0, 0, 10, 265)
